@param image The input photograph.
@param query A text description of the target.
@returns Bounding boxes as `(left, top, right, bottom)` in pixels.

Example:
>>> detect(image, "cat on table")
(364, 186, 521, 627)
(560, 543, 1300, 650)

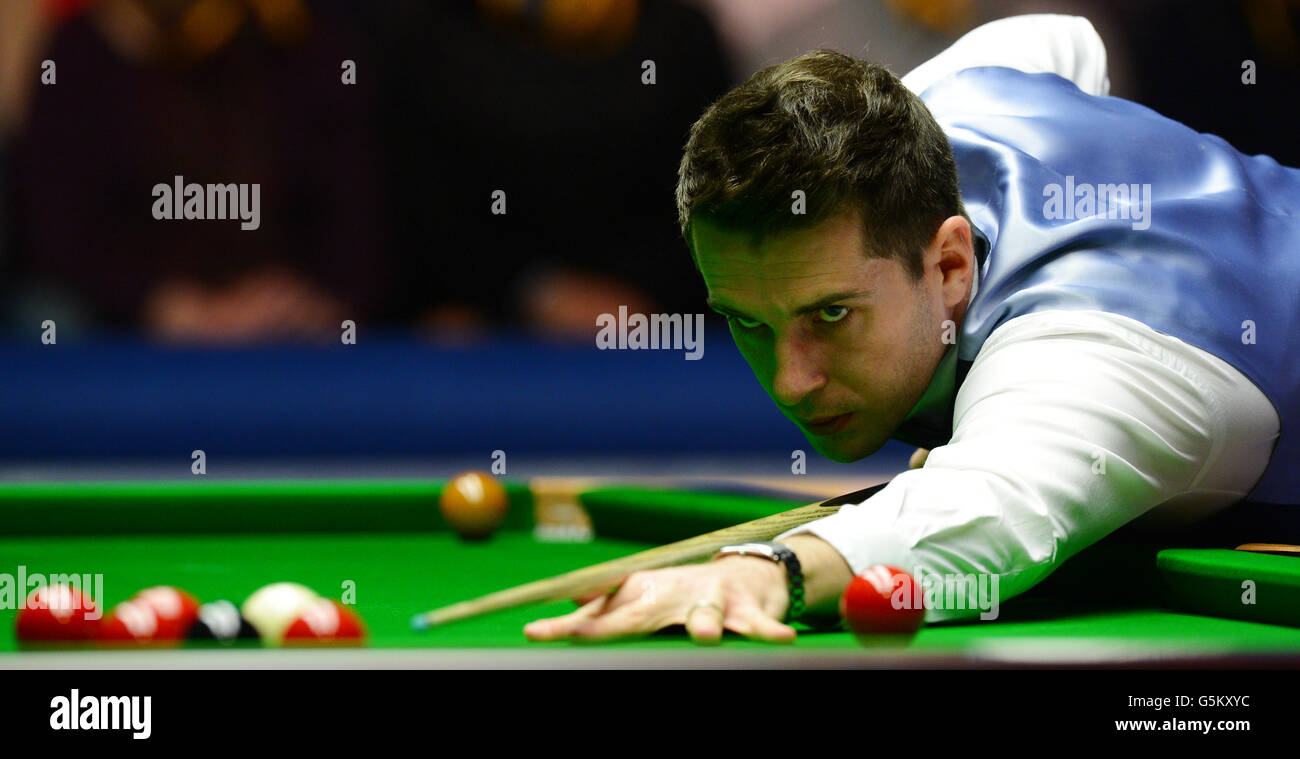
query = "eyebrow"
(707, 289, 873, 320)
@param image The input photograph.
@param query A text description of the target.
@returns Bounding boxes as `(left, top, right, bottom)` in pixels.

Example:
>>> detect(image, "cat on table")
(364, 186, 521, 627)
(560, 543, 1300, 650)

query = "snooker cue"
(412, 482, 887, 629)
(1236, 543, 1300, 556)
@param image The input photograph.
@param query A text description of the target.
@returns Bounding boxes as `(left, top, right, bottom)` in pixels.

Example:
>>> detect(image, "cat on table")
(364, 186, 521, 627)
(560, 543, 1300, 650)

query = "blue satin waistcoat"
(920, 67, 1300, 504)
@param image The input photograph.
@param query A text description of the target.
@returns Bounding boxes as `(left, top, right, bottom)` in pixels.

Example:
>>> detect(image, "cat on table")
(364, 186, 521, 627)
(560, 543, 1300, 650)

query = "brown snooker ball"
(439, 471, 509, 540)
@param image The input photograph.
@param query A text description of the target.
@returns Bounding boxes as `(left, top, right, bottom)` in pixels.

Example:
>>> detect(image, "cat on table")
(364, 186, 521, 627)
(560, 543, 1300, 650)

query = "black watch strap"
(713, 540, 805, 622)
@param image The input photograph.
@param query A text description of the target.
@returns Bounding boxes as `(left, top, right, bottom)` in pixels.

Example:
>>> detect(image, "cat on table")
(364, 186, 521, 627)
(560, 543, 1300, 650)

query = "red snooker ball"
(840, 565, 925, 643)
(132, 586, 200, 639)
(15, 584, 99, 643)
(97, 597, 171, 647)
(282, 599, 366, 646)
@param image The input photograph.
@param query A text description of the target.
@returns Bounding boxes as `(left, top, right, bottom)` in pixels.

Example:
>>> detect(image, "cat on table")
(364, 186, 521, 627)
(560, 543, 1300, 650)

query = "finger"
(567, 595, 669, 642)
(908, 447, 930, 469)
(523, 595, 610, 641)
(682, 585, 727, 646)
(723, 601, 798, 644)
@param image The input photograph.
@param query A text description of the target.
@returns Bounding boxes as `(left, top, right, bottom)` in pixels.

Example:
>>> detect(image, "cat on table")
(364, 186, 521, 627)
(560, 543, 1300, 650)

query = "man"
(525, 15, 1297, 644)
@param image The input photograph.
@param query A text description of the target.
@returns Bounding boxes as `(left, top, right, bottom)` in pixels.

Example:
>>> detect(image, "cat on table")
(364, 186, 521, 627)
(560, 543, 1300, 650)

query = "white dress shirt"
(779, 15, 1281, 622)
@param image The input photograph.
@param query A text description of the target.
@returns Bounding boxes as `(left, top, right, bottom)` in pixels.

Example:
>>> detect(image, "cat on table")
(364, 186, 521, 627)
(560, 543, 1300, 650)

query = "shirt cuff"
(776, 477, 916, 575)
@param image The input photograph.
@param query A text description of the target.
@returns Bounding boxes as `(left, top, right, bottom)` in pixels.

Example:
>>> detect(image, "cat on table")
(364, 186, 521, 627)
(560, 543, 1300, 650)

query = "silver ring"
(684, 600, 724, 625)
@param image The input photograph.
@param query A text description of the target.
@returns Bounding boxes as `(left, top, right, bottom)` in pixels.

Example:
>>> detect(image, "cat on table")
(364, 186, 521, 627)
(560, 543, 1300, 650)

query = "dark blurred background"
(1, 0, 1296, 344)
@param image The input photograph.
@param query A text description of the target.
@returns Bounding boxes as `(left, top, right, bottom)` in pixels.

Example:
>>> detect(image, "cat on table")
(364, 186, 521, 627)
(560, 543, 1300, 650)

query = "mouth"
(800, 413, 853, 435)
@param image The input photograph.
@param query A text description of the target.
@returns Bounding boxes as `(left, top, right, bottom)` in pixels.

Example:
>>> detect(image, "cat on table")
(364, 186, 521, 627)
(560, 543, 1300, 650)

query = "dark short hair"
(676, 50, 965, 278)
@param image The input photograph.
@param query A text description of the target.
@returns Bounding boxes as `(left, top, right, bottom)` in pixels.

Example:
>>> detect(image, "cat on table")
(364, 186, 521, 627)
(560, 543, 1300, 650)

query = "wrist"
(781, 534, 854, 618)
(712, 541, 804, 621)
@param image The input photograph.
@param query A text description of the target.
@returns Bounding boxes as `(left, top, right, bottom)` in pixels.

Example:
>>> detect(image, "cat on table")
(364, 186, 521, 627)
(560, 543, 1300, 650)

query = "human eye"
(729, 314, 763, 330)
(817, 305, 850, 324)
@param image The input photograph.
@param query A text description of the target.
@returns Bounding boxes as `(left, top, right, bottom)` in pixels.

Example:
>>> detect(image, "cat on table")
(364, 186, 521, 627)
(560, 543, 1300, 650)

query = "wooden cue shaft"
(413, 482, 886, 629)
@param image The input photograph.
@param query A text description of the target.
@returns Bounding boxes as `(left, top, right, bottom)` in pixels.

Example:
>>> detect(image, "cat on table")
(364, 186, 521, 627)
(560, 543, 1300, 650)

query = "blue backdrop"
(1, 331, 817, 458)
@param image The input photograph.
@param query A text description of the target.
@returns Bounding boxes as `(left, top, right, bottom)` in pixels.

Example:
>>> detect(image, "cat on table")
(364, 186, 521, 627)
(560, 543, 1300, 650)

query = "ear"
(928, 216, 974, 310)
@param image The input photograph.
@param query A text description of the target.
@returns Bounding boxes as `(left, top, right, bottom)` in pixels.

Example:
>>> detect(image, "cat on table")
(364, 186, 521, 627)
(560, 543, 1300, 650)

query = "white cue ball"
(241, 582, 321, 645)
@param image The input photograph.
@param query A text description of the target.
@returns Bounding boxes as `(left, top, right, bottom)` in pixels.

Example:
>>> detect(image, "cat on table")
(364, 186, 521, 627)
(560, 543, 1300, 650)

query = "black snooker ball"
(187, 600, 260, 645)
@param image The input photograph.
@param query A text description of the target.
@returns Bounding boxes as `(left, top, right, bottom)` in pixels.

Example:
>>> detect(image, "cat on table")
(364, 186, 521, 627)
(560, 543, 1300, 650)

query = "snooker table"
(3, 476, 1299, 669)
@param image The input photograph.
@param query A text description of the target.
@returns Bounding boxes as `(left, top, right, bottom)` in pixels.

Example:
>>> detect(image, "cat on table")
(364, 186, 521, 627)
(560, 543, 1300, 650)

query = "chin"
(809, 432, 885, 463)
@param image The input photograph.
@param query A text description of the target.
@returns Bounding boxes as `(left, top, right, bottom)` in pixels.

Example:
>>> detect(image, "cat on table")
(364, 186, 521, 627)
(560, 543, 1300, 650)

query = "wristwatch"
(712, 540, 805, 622)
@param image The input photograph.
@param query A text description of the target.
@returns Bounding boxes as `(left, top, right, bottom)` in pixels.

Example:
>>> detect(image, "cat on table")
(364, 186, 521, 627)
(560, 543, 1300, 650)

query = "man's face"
(693, 209, 953, 461)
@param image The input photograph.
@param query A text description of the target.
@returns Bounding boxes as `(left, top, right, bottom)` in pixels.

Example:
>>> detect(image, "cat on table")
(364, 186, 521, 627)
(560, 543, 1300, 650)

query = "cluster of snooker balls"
(12, 472, 508, 648)
(15, 473, 926, 647)
(15, 582, 365, 648)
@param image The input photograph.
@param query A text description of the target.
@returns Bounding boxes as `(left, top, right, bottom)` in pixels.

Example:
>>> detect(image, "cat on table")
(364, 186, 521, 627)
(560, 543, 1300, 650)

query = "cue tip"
(411, 613, 430, 631)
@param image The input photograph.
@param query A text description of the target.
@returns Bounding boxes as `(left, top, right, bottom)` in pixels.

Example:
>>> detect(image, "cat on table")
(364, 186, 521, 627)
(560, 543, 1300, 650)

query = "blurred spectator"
(10, 0, 386, 341)
(1, 0, 79, 331)
(360, 0, 731, 339)
(689, 0, 975, 78)
(0, 0, 66, 140)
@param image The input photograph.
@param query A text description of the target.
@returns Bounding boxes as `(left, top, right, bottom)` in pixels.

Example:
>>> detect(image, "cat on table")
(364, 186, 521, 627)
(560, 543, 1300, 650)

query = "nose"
(770, 331, 825, 408)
